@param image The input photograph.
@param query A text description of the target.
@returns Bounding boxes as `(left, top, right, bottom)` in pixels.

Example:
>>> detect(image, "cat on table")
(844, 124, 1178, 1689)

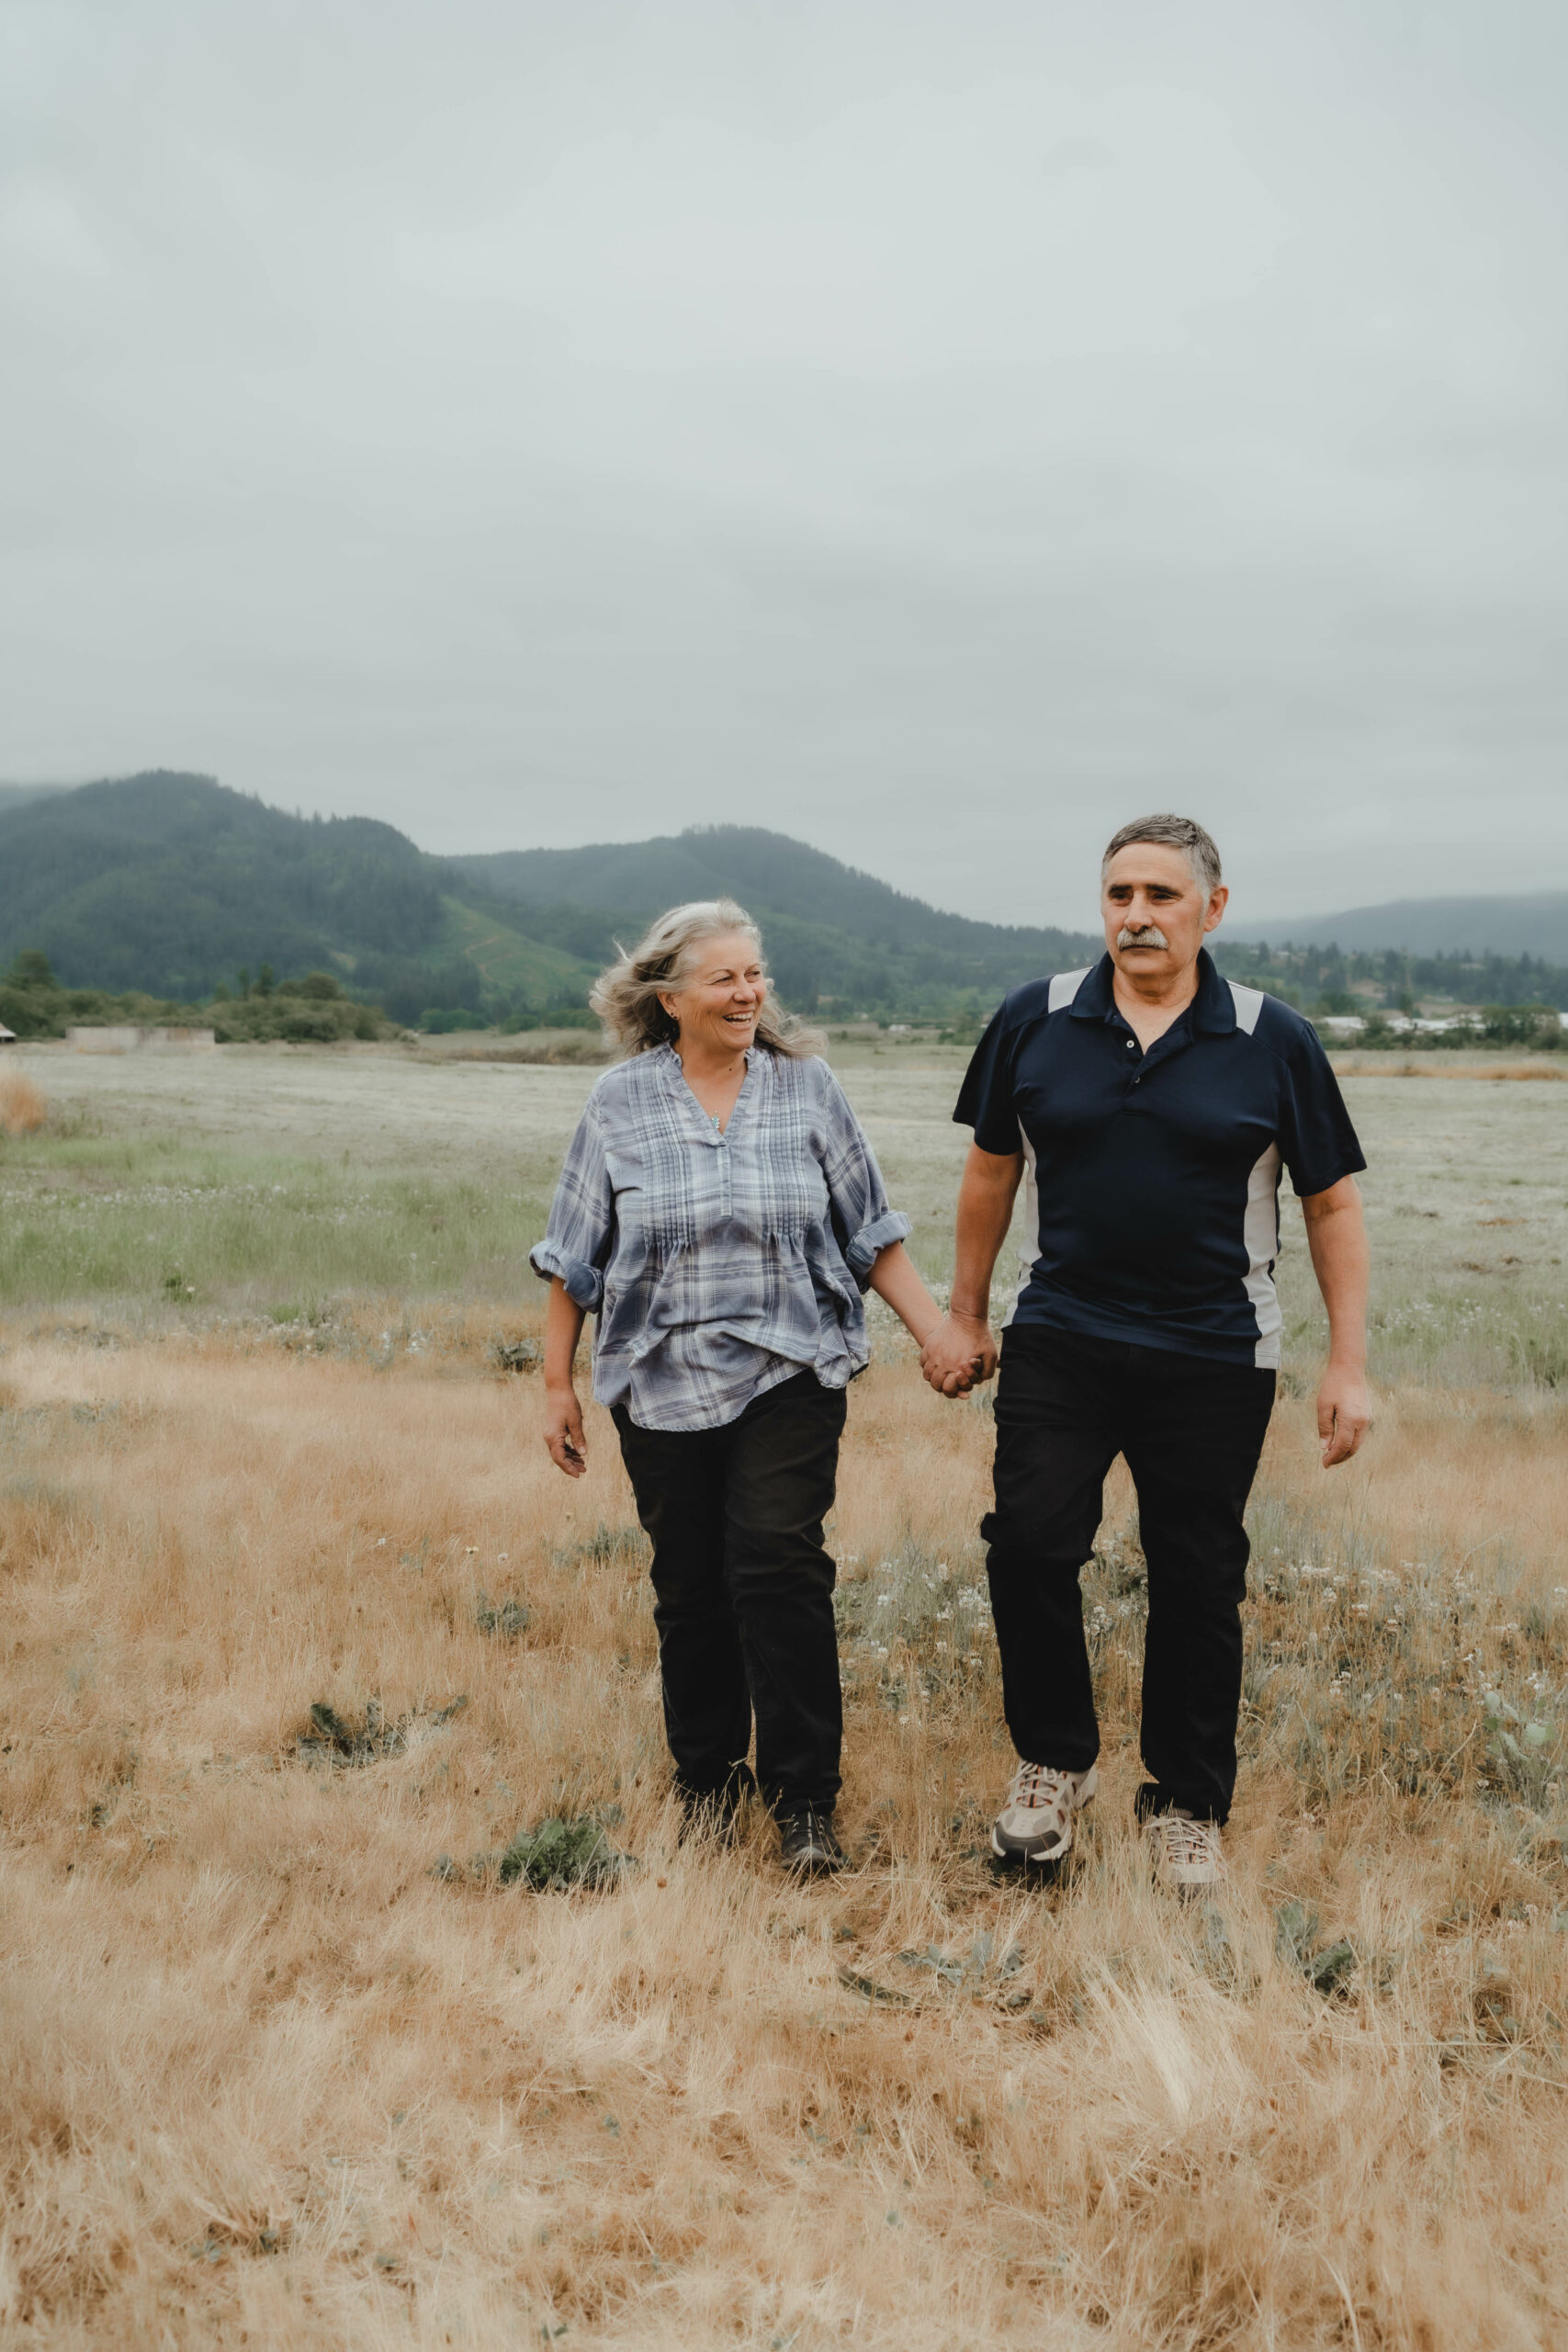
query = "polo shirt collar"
(1069, 949, 1234, 1035)
(1190, 950, 1236, 1035)
(1067, 955, 1119, 1021)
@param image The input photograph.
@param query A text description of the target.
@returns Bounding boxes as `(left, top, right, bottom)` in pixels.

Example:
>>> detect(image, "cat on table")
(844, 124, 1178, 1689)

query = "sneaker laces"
(1009, 1763, 1076, 1826)
(1149, 1813, 1221, 1870)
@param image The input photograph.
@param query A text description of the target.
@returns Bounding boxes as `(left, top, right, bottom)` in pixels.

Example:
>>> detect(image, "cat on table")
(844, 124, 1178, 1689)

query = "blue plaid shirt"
(531, 1045, 911, 1431)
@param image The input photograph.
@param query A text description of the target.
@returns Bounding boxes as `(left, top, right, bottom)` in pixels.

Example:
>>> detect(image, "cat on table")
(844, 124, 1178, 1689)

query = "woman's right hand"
(544, 1385, 589, 1477)
(919, 1311, 997, 1397)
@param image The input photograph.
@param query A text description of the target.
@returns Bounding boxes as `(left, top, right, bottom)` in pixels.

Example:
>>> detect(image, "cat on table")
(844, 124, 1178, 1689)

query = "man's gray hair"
(1101, 814, 1223, 899)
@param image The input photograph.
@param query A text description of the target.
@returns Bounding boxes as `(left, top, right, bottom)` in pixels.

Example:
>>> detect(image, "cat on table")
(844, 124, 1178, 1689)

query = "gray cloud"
(3, 0, 1565, 931)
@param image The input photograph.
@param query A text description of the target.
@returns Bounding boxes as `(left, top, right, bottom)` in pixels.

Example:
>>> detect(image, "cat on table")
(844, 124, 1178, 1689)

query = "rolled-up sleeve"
(818, 1069, 912, 1287)
(530, 1100, 615, 1311)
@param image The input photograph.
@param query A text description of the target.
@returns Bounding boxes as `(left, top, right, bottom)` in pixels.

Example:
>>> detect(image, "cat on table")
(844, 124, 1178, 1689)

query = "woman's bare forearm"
(544, 1276, 587, 1391)
(866, 1240, 943, 1348)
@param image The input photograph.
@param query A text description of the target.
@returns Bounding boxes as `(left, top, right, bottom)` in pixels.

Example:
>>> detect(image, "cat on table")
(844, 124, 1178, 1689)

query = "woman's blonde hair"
(590, 899, 824, 1058)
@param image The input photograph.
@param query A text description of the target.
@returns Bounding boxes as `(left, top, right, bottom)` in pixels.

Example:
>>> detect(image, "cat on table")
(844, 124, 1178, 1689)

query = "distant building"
(67, 1026, 217, 1053)
(68, 1027, 141, 1053)
(148, 1027, 217, 1050)
(0, 1024, 17, 1046)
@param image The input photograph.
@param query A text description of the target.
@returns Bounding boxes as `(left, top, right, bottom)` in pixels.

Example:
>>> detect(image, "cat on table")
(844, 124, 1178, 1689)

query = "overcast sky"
(3, 2, 1565, 930)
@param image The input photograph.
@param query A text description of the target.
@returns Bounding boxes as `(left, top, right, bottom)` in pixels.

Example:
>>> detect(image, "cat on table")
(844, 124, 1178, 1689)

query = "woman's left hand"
(544, 1385, 589, 1477)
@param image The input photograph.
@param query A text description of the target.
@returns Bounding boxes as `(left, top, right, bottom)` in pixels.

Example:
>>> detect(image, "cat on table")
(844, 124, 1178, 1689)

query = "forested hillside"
(446, 828, 1100, 1014)
(0, 773, 445, 1000)
(3, 775, 1565, 1028)
(0, 783, 1101, 1023)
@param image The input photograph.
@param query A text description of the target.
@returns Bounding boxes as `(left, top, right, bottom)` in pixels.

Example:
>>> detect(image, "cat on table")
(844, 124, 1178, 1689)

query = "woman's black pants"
(612, 1371, 847, 1815)
(985, 1327, 1277, 1825)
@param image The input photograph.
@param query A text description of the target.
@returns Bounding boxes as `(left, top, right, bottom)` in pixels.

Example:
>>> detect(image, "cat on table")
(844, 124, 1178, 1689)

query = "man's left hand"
(1316, 1365, 1372, 1467)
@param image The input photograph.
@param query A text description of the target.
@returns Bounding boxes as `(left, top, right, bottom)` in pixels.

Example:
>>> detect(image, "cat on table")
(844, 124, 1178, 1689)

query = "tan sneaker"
(990, 1760, 1099, 1865)
(1144, 1807, 1223, 1891)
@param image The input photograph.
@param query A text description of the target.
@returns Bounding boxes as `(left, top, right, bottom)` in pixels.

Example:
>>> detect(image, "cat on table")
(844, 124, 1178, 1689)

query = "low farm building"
(67, 1026, 217, 1053)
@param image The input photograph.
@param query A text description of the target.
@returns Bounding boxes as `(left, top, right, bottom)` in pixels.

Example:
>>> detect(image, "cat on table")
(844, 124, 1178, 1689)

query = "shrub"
(0, 1072, 47, 1136)
(1479, 1003, 1560, 1048)
(479, 1816, 630, 1891)
(277, 1007, 345, 1044)
(421, 1008, 488, 1034)
(0, 985, 57, 1038)
(210, 992, 393, 1044)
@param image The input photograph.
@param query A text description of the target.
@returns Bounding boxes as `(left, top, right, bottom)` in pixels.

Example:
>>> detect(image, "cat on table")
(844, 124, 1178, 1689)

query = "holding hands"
(918, 1144, 1021, 1399)
(919, 1309, 998, 1398)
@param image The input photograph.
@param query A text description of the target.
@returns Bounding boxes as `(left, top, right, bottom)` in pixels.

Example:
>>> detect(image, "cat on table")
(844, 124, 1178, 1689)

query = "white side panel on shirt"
(1230, 984, 1283, 1366)
(1008, 1122, 1039, 1329)
(1004, 971, 1087, 1325)
(1243, 1141, 1283, 1368)
(1229, 980, 1266, 1035)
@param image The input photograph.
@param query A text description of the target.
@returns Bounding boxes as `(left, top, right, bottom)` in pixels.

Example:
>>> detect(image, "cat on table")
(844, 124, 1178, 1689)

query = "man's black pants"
(985, 1327, 1276, 1824)
(613, 1371, 847, 1815)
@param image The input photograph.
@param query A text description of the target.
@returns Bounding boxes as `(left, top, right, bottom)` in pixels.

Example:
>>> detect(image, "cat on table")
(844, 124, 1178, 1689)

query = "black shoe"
(777, 1806, 845, 1876)
(676, 1770, 754, 1843)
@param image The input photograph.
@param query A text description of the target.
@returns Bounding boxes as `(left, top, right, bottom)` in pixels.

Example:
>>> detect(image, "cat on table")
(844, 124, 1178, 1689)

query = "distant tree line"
(1213, 939, 1568, 1016)
(0, 952, 392, 1044)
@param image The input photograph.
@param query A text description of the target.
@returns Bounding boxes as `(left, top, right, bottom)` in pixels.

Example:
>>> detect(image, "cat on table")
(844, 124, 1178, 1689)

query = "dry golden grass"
(1329, 1058, 1567, 1082)
(0, 1070, 47, 1136)
(5, 1329, 1568, 2347)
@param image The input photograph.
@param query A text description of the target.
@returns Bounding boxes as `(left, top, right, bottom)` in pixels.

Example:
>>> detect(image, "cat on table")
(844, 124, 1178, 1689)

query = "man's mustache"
(1117, 924, 1170, 952)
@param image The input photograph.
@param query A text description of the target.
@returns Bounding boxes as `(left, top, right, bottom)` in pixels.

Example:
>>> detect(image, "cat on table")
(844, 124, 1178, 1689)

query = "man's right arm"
(920, 1143, 1024, 1396)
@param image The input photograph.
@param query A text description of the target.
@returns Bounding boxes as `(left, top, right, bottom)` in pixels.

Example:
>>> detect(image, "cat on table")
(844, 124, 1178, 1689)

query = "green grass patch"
(0, 1131, 553, 1308)
(442, 1815, 634, 1892)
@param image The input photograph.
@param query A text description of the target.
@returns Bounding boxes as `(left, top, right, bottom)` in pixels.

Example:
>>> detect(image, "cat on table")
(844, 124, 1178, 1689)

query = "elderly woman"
(532, 899, 945, 1874)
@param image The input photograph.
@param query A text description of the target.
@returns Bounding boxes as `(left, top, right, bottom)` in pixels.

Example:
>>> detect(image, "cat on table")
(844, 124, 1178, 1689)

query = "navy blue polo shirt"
(953, 950, 1366, 1368)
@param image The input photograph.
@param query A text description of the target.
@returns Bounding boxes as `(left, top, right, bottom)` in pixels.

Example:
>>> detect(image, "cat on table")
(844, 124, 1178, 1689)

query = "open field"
(3, 1046, 1568, 2346)
(4, 1039, 1567, 1388)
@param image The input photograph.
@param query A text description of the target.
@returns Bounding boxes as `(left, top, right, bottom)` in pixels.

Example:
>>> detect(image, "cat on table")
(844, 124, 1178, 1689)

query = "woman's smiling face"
(660, 930, 766, 1059)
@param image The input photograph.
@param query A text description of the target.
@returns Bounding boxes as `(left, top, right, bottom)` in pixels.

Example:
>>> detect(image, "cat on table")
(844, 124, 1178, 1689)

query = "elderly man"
(921, 814, 1371, 1888)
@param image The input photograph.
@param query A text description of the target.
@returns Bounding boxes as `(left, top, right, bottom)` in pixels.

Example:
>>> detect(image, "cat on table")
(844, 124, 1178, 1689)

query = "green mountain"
(0, 772, 597, 1021)
(0, 772, 444, 998)
(0, 779, 1101, 1024)
(446, 829, 1100, 1014)
(8, 774, 1563, 1030)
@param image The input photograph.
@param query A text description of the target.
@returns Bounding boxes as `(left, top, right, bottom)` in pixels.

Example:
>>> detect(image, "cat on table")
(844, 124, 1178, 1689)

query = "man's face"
(1100, 842, 1227, 982)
